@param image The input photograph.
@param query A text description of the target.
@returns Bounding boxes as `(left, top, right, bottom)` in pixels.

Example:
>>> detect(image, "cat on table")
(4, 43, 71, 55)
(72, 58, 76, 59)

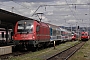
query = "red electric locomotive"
(81, 32, 89, 41)
(13, 20, 50, 50)
(71, 33, 77, 41)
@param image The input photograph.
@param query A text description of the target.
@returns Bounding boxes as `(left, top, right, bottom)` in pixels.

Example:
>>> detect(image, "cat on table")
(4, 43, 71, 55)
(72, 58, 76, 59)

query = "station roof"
(0, 9, 33, 29)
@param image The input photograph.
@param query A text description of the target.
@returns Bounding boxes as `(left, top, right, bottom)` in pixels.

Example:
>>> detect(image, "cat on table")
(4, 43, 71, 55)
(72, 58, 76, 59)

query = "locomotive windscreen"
(17, 20, 33, 33)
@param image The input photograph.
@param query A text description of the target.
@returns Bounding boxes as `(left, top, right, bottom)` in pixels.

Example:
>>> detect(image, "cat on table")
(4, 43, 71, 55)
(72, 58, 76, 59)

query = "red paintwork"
(81, 32, 89, 40)
(13, 20, 50, 42)
(71, 34, 76, 40)
(72, 36, 76, 40)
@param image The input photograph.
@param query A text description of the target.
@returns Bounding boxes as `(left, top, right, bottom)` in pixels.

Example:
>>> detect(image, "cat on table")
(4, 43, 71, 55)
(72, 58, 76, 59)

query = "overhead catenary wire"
(64, 0, 79, 21)
(31, 3, 90, 27)
(0, 0, 90, 27)
(64, 0, 90, 28)
(32, 3, 90, 17)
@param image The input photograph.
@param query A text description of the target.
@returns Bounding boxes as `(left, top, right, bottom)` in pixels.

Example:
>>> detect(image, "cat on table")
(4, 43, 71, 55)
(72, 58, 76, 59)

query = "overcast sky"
(0, 0, 90, 27)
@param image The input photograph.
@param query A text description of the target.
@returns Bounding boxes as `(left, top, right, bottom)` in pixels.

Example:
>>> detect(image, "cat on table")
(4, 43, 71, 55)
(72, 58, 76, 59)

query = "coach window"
(53, 29, 56, 36)
(61, 31, 64, 36)
(57, 30, 60, 35)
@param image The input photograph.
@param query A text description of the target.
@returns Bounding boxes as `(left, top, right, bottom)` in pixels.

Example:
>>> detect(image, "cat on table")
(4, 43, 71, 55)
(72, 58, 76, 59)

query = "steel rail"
(46, 41, 86, 60)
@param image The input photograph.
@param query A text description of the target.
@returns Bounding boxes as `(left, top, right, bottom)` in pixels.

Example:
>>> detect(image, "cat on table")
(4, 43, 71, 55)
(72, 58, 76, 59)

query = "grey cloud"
(0, 0, 56, 2)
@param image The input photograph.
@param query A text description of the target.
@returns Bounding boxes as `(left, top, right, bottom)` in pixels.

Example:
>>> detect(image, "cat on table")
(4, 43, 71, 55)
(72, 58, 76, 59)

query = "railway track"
(46, 41, 86, 60)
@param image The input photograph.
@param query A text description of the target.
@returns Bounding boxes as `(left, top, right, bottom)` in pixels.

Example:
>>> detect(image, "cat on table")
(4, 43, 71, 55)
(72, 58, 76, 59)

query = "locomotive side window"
(36, 25, 40, 32)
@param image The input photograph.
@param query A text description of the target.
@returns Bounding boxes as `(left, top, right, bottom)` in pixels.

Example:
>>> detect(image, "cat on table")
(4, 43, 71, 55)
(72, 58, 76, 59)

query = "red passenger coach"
(13, 20, 50, 50)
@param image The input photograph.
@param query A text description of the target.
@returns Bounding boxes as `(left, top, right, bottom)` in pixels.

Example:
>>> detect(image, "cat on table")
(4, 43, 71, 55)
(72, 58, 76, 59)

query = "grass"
(69, 40, 90, 60)
(9, 41, 79, 60)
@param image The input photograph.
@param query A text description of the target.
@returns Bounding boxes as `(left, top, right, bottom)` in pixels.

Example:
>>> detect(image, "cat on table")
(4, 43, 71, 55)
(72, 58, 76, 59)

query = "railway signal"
(78, 26, 79, 29)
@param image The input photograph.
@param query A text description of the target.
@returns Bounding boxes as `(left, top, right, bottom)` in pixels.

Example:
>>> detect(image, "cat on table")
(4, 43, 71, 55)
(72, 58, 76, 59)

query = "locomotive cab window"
(81, 34, 84, 36)
(26, 24, 33, 32)
(85, 34, 88, 36)
(17, 22, 33, 33)
(18, 24, 24, 29)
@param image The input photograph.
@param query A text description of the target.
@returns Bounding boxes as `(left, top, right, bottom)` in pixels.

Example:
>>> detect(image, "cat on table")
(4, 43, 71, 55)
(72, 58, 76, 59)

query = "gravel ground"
(9, 41, 79, 60)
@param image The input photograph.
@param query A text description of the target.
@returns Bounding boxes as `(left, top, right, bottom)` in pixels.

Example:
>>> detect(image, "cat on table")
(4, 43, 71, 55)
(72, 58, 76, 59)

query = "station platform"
(0, 45, 12, 55)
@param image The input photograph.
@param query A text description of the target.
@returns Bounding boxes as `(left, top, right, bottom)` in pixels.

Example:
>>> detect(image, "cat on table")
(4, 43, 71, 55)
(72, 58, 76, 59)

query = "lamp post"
(84, 14, 89, 32)
(64, 19, 66, 29)
(12, 7, 14, 12)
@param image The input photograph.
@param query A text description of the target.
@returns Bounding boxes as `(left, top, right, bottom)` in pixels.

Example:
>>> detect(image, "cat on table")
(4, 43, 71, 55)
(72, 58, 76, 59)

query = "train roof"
(60, 28, 71, 33)
(46, 23, 59, 29)
(81, 31, 88, 34)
